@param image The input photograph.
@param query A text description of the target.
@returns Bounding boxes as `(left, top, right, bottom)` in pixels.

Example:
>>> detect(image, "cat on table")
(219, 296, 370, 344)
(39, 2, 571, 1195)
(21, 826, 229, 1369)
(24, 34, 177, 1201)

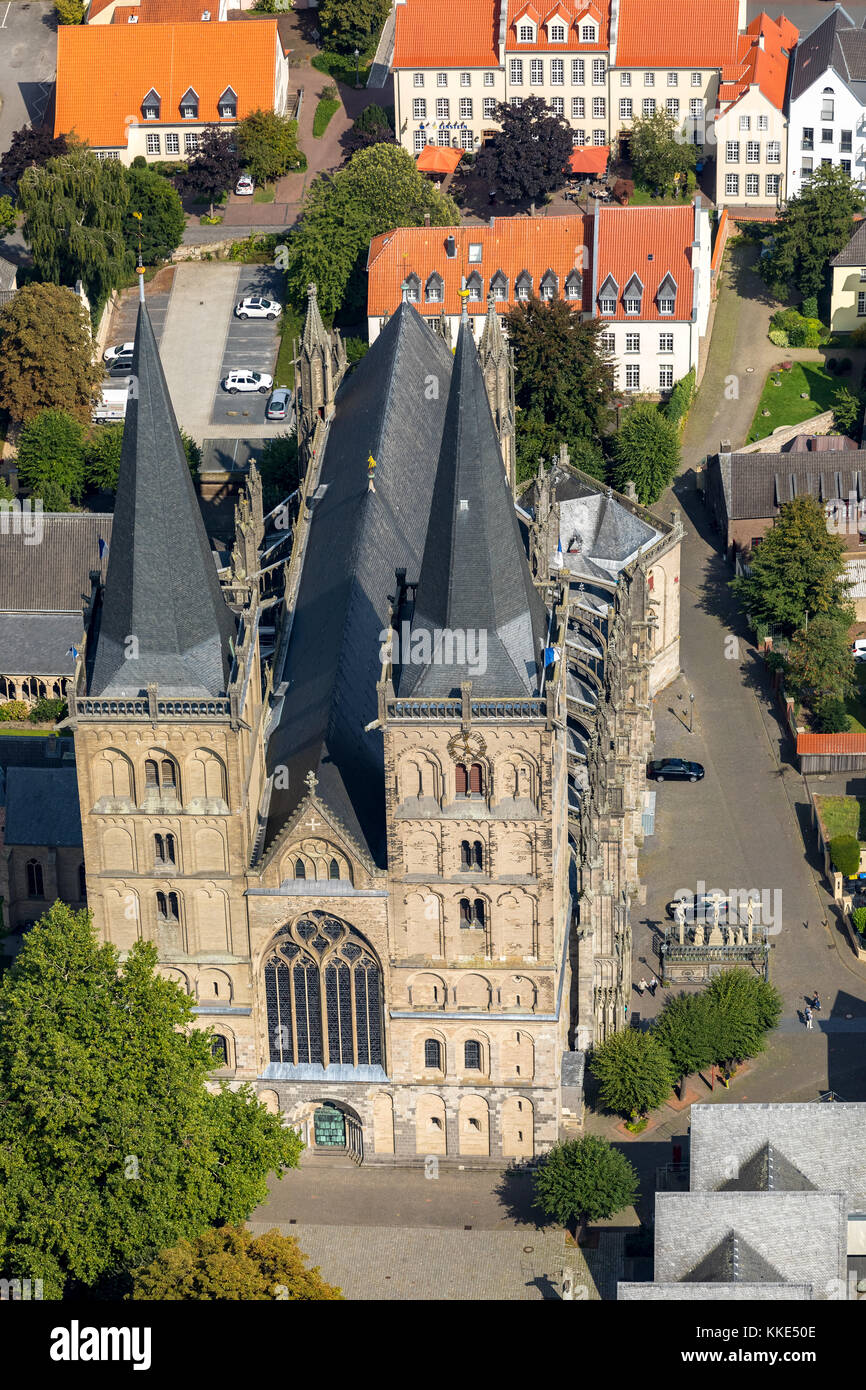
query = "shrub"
(0, 700, 30, 721)
(227, 232, 279, 264)
(815, 696, 850, 733)
(664, 367, 696, 427)
(130, 156, 147, 170)
(851, 324, 866, 347)
(612, 178, 634, 205)
(852, 906, 866, 935)
(31, 697, 68, 723)
(770, 307, 802, 334)
(841, 356, 853, 373)
(768, 328, 788, 348)
(345, 336, 369, 364)
(801, 294, 819, 320)
(55, 0, 84, 21)
(830, 834, 861, 877)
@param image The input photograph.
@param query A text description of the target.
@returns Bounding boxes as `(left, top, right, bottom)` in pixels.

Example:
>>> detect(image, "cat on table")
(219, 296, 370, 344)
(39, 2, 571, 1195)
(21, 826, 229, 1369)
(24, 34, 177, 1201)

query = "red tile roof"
(55, 20, 280, 148)
(367, 214, 593, 318)
(505, 0, 610, 52)
(613, 0, 739, 69)
(715, 12, 798, 115)
(112, 0, 220, 20)
(798, 732, 866, 755)
(393, 0, 501, 69)
(594, 204, 696, 321)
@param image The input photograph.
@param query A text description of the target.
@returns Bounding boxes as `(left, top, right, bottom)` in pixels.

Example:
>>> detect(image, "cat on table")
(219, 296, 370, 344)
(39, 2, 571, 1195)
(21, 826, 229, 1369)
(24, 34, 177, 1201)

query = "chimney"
(758, 31, 765, 50)
(489, 215, 495, 228)
(444, 235, 457, 259)
(424, 212, 431, 227)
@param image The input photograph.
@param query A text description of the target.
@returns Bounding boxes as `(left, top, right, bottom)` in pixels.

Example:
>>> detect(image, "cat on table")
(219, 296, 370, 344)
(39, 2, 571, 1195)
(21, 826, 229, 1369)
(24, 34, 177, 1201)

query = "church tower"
(478, 292, 516, 494)
(68, 296, 267, 1074)
(296, 282, 347, 466)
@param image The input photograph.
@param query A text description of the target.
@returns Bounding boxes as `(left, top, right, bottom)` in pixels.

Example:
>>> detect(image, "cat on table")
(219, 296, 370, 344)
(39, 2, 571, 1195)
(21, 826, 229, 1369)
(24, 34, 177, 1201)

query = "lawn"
(845, 664, 866, 733)
(274, 301, 304, 389)
(253, 185, 276, 204)
(313, 97, 341, 138)
(746, 360, 838, 442)
(312, 51, 373, 86)
(814, 794, 864, 841)
(627, 185, 694, 207)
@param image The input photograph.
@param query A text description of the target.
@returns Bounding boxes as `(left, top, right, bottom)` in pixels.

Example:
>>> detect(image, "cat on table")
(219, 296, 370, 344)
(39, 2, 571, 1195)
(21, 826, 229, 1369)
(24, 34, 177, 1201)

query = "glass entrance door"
(313, 1104, 346, 1148)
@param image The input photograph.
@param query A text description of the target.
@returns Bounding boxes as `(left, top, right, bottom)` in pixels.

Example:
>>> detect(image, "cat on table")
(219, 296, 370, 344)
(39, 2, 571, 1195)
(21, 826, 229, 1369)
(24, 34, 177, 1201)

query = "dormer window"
(598, 273, 618, 315)
(218, 86, 237, 120)
(403, 272, 421, 303)
(580, 22, 597, 42)
(515, 269, 533, 300)
(425, 272, 444, 304)
(490, 269, 508, 301)
(565, 268, 582, 300)
(517, 17, 536, 42)
(179, 87, 199, 120)
(466, 270, 483, 302)
(142, 88, 161, 122)
(540, 268, 558, 300)
(549, 21, 566, 42)
(657, 272, 677, 315)
(623, 273, 643, 315)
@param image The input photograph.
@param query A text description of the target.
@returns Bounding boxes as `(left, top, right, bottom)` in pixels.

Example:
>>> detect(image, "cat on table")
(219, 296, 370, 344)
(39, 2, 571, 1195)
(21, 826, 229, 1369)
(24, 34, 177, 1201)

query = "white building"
(787, 6, 866, 200)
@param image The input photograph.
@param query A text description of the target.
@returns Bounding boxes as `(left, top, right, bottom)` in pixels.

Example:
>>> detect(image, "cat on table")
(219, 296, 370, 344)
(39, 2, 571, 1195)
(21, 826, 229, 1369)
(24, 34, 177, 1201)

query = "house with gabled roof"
(787, 6, 866, 201)
(714, 12, 798, 211)
(54, 19, 289, 165)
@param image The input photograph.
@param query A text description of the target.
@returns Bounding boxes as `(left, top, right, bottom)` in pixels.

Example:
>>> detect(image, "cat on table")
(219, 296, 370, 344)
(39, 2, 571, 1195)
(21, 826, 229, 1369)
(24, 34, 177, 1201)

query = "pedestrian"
(637, 978, 647, 996)
(804, 1006, 813, 1030)
(624, 1002, 629, 1020)
(488, 188, 496, 205)
(649, 975, 658, 997)
(813, 991, 821, 1012)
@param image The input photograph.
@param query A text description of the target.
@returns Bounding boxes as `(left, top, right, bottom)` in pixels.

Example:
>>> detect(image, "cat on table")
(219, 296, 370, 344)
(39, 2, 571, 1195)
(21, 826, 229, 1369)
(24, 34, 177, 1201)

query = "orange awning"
(416, 144, 464, 175)
(568, 145, 610, 176)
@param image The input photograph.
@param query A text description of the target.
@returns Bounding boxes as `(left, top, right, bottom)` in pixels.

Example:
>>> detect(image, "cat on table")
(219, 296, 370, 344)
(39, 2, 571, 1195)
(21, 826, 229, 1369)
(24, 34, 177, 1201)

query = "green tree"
(18, 149, 131, 302)
(317, 0, 389, 54)
(55, 0, 85, 21)
(589, 1028, 676, 1118)
(287, 144, 459, 318)
(628, 108, 697, 192)
(85, 422, 199, 494)
(731, 495, 852, 633)
(0, 903, 303, 1297)
(132, 1225, 342, 1300)
(833, 384, 862, 435)
(506, 296, 614, 484)
(16, 409, 86, 510)
(474, 95, 573, 203)
(816, 696, 850, 734)
(0, 126, 71, 196)
(237, 110, 303, 187)
(653, 992, 715, 1087)
(123, 166, 185, 263)
(0, 196, 16, 239)
(345, 103, 395, 153)
(704, 968, 783, 1072)
(609, 400, 680, 504)
(829, 834, 861, 877)
(533, 1136, 638, 1238)
(177, 128, 241, 219)
(786, 612, 856, 716)
(762, 165, 866, 298)
(0, 283, 102, 424)
(258, 433, 300, 512)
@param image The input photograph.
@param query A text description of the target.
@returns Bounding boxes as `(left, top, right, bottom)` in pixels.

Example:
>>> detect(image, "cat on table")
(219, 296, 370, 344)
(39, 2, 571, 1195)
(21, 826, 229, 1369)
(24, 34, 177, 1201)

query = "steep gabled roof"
(684, 1231, 786, 1284)
(789, 7, 859, 103)
(89, 303, 236, 697)
(832, 217, 866, 265)
(397, 314, 547, 698)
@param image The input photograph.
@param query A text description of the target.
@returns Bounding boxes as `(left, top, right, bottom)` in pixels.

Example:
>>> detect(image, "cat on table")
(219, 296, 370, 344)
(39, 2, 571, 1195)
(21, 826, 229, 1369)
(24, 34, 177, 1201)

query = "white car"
(104, 341, 134, 365)
(235, 296, 283, 321)
(222, 369, 273, 395)
(853, 639, 866, 654)
(855, 651, 866, 664)
(235, 175, 255, 196)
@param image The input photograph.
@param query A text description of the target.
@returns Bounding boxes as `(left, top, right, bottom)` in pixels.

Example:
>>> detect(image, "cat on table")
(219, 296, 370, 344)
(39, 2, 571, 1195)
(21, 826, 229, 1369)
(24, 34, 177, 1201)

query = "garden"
(747, 359, 841, 442)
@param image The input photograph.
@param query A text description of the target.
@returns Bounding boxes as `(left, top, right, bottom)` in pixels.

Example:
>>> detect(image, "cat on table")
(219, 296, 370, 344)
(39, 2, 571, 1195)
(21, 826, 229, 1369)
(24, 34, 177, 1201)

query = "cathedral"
(64, 281, 680, 1163)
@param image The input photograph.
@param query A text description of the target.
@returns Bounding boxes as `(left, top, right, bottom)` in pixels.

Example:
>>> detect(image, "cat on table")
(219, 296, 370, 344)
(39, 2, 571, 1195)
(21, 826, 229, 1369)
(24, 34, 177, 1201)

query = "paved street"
(0, 2, 56, 185)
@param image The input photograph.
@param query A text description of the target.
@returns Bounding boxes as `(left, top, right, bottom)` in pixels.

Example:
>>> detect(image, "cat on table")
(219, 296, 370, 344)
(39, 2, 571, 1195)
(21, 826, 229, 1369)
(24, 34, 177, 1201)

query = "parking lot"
(209, 265, 287, 428)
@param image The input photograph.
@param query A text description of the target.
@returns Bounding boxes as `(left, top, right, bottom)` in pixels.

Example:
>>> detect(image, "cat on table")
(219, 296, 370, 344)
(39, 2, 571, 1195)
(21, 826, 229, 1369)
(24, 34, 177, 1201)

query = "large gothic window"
(265, 913, 384, 1069)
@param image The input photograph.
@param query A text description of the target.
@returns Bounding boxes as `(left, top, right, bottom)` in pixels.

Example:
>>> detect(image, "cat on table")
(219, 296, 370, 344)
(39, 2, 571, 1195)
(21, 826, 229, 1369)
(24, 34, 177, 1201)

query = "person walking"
(637, 978, 647, 996)
(649, 975, 658, 997)
(813, 991, 822, 1013)
(804, 1005, 813, 1030)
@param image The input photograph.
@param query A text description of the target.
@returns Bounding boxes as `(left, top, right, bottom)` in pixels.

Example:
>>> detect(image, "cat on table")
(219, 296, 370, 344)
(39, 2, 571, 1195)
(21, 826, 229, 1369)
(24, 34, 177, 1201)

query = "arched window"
(329, 858, 340, 880)
(154, 834, 176, 866)
(469, 762, 484, 794)
(473, 899, 486, 928)
(460, 898, 485, 928)
(161, 759, 176, 791)
(460, 839, 471, 869)
(459, 897, 471, 925)
(26, 859, 44, 898)
(472, 840, 483, 869)
(166, 834, 176, 865)
(265, 915, 384, 1069)
(145, 759, 159, 789)
(294, 859, 306, 880)
(78, 862, 87, 901)
(210, 1035, 229, 1067)
(154, 833, 164, 863)
(464, 1040, 482, 1070)
(424, 1038, 443, 1069)
(455, 762, 468, 795)
(157, 892, 180, 922)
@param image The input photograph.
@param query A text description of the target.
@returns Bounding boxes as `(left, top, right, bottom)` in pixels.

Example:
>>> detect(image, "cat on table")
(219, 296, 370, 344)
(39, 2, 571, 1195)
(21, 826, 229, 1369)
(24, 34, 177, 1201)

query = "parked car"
(104, 341, 134, 365)
(222, 369, 273, 394)
(855, 651, 866, 664)
(667, 893, 730, 922)
(235, 296, 282, 321)
(266, 385, 293, 421)
(647, 757, 705, 782)
(852, 639, 866, 653)
(108, 353, 135, 375)
(235, 175, 255, 196)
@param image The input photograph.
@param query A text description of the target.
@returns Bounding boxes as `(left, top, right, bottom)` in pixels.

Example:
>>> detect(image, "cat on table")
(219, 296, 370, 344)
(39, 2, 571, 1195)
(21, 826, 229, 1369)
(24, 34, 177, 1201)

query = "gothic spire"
(89, 303, 236, 697)
(479, 290, 507, 363)
(301, 281, 330, 355)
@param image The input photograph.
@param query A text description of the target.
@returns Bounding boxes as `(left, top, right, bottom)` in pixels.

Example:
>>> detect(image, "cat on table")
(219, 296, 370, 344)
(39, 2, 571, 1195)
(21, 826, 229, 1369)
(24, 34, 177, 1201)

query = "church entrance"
(309, 1101, 364, 1163)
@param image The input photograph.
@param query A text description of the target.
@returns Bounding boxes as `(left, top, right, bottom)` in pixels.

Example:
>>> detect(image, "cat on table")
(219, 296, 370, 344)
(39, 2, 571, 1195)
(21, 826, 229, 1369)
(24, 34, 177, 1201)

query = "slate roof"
(709, 447, 866, 521)
(722, 1142, 817, 1194)
(619, 1281, 813, 1301)
(684, 1231, 786, 1283)
(0, 514, 112, 612)
(3, 766, 82, 846)
(789, 6, 862, 103)
(398, 313, 547, 698)
(89, 302, 236, 697)
(557, 490, 659, 577)
(0, 613, 83, 675)
(263, 304, 454, 865)
(832, 217, 866, 266)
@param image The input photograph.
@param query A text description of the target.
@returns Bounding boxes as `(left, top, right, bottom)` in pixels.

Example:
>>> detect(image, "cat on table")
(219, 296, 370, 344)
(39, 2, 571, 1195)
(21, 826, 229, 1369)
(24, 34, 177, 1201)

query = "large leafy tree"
(653, 992, 716, 1086)
(762, 164, 866, 298)
(0, 125, 71, 195)
(533, 1136, 638, 1237)
(287, 144, 459, 318)
(786, 613, 856, 719)
(236, 110, 303, 186)
(0, 904, 303, 1297)
(609, 400, 680, 504)
(474, 96, 572, 203)
(177, 128, 242, 218)
(344, 103, 395, 154)
(18, 149, 132, 301)
(506, 296, 614, 484)
(589, 1028, 676, 1118)
(318, 0, 389, 54)
(133, 1226, 343, 1301)
(0, 283, 102, 425)
(16, 409, 86, 511)
(123, 166, 185, 263)
(704, 968, 783, 1071)
(628, 108, 696, 192)
(732, 495, 852, 633)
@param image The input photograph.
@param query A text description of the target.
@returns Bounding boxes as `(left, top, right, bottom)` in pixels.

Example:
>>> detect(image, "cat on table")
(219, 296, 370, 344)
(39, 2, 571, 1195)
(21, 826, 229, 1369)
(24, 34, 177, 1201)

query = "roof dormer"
(141, 88, 161, 122)
(545, 7, 569, 42)
(657, 272, 678, 313)
(565, 268, 583, 300)
(218, 85, 238, 119)
(179, 87, 199, 120)
(540, 267, 559, 300)
(513, 4, 540, 42)
(623, 273, 644, 313)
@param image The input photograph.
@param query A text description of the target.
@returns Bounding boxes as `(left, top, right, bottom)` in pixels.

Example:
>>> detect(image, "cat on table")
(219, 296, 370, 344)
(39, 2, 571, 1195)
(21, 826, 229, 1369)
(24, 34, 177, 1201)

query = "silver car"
(266, 386, 294, 422)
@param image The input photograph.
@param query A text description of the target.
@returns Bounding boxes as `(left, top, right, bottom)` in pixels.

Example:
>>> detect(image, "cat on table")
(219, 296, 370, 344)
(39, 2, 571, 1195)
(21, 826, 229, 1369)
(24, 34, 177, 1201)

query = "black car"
(647, 757, 705, 783)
